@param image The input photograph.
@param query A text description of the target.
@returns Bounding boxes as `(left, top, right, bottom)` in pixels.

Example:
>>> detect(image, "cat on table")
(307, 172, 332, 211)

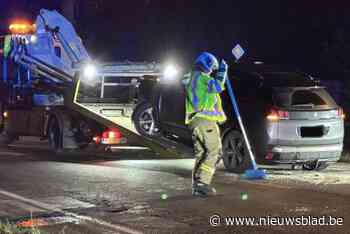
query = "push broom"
(225, 44, 267, 180)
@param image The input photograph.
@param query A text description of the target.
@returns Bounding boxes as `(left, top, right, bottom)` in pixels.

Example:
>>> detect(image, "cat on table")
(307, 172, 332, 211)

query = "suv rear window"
(273, 88, 337, 110)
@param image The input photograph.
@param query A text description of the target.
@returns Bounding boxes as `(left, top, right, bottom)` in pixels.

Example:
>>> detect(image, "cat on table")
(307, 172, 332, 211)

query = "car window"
(292, 90, 326, 106)
(230, 71, 261, 99)
(259, 87, 274, 104)
(273, 88, 337, 110)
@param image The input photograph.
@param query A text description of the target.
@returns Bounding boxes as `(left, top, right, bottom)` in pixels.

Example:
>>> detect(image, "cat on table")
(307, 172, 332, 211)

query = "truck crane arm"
(7, 9, 91, 87)
(35, 9, 90, 65)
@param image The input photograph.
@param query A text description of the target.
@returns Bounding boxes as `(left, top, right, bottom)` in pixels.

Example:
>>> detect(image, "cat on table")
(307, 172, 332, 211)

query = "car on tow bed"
(133, 64, 345, 172)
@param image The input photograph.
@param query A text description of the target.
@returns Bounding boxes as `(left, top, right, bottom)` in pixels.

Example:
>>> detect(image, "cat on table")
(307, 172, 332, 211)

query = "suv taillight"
(266, 108, 289, 122)
(337, 108, 346, 119)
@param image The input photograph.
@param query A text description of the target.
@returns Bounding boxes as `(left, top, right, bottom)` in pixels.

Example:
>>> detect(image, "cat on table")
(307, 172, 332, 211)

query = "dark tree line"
(2, 0, 350, 78)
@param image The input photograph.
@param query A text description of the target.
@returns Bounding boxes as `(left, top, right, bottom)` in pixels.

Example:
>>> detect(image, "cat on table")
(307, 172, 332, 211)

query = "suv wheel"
(222, 130, 252, 173)
(302, 161, 329, 171)
(133, 103, 160, 137)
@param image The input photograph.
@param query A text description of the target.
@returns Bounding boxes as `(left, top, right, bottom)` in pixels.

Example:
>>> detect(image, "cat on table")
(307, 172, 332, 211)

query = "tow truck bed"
(66, 79, 181, 158)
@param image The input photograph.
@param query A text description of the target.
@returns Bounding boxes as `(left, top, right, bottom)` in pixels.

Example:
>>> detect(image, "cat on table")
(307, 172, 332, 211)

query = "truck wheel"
(48, 117, 62, 151)
(0, 105, 17, 146)
(0, 131, 17, 146)
(133, 103, 160, 137)
(222, 130, 251, 173)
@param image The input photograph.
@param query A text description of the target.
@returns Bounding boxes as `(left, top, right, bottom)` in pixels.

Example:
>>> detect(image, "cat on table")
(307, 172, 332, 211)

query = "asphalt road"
(0, 138, 349, 233)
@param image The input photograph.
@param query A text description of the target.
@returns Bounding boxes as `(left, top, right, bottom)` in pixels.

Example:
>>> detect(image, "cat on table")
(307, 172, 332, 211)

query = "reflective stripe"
(208, 79, 223, 93)
(192, 73, 200, 111)
(3, 35, 12, 58)
(200, 110, 225, 116)
(200, 163, 214, 174)
(214, 96, 220, 113)
(208, 80, 214, 92)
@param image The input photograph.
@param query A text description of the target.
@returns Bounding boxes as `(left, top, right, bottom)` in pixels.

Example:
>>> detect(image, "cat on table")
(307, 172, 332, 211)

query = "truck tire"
(133, 102, 160, 137)
(48, 117, 62, 152)
(0, 106, 17, 146)
(0, 131, 17, 146)
(222, 130, 252, 173)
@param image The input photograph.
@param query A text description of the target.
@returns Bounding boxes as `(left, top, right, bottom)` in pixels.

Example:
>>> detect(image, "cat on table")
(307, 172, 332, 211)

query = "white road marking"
(0, 190, 59, 211)
(39, 196, 95, 210)
(0, 189, 142, 234)
(0, 199, 45, 217)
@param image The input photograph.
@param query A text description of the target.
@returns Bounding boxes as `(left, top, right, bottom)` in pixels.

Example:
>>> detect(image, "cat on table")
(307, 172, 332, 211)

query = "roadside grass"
(0, 220, 41, 234)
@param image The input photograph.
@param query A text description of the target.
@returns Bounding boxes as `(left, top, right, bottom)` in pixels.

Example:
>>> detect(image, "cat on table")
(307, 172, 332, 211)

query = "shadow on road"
(1, 142, 195, 178)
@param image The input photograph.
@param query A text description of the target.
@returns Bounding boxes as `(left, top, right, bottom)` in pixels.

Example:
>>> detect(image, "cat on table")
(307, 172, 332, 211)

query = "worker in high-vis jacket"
(183, 52, 228, 197)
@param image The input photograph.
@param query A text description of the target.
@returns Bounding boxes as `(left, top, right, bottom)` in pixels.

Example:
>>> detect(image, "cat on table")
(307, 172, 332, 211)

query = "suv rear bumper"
(269, 144, 343, 164)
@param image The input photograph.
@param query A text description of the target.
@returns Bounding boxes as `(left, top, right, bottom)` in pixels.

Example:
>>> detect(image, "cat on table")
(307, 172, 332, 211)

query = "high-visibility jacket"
(3, 35, 11, 58)
(183, 71, 227, 124)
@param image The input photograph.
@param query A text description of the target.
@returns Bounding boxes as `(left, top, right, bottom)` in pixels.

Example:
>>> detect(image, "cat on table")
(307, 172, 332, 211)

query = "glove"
(215, 59, 228, 82)
(219, 59, 228, 72)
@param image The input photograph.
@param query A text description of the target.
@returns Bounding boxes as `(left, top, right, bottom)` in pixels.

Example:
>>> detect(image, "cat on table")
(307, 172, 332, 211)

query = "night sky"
(1, 0, 350, 78)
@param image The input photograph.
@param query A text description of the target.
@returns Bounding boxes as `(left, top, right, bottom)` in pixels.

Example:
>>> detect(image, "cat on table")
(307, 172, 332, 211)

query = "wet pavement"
(0, 138, 349, 233)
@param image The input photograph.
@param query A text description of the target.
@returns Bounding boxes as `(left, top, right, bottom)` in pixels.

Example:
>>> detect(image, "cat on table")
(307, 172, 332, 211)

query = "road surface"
(0, 138, 349, 233)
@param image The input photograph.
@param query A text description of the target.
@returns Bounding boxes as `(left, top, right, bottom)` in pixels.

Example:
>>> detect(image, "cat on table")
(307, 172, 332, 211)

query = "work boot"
(192, 182, 217, 197)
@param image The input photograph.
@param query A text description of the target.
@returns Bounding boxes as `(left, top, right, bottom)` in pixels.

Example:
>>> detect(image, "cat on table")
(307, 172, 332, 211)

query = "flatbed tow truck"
(0, 9, 177, 157)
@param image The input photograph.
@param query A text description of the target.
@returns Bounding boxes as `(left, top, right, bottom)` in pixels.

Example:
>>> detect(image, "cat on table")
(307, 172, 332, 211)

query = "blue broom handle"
(225, 77, 258, 170)
(225, 77, 240, 118)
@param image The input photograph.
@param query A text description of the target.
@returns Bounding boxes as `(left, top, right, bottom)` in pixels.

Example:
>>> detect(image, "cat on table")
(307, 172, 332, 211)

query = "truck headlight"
(82, 64, 98, 81)
(163, 64, 179, 80)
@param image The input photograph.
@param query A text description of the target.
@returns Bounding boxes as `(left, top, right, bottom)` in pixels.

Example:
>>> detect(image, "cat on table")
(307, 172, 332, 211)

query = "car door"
(158, 75, 191, 140)
(225, 72, 264, 151)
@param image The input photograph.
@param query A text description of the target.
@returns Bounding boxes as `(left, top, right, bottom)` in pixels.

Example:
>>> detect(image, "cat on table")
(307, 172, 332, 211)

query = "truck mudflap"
(66, 79, 184, 158)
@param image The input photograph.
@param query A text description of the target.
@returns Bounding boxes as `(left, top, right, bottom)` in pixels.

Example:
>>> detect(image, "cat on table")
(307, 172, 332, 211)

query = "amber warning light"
(9, 22, 36, 34)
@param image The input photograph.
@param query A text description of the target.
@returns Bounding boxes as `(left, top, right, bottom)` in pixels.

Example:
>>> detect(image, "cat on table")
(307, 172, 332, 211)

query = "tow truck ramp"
(68, 79, 186, 158)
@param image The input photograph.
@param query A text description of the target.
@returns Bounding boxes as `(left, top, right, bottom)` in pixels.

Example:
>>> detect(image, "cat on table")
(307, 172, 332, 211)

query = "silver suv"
(266, 86, 344, 169)
(220, 67, 344, 172)
(132, 64, 345, 172)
